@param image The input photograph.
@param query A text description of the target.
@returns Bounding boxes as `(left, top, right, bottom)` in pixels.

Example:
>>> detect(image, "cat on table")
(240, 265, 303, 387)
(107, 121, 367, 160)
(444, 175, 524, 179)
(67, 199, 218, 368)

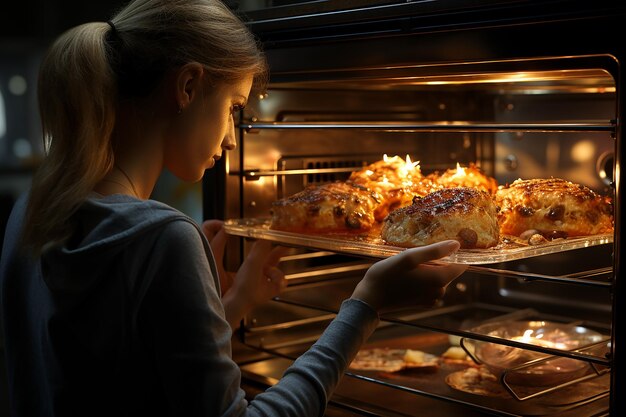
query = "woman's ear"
(175, 62, 205, 112)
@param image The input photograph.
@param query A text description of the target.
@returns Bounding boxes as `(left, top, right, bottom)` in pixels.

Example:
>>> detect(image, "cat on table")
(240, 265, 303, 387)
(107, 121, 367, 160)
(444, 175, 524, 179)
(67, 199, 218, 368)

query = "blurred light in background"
(571, 140, 596, 163)
(12, 138, 31, 159)
(8, 75, 27, 96)
(0, 89, 5, 139)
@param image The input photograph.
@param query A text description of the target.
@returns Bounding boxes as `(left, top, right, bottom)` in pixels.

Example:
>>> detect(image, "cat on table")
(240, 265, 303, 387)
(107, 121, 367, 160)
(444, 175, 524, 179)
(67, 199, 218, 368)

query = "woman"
(0, 0, 467, 416)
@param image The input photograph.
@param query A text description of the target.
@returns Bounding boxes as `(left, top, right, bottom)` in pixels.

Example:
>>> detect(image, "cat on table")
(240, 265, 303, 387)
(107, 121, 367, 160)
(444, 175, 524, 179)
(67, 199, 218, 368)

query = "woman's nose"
(222, 119, 237, 151)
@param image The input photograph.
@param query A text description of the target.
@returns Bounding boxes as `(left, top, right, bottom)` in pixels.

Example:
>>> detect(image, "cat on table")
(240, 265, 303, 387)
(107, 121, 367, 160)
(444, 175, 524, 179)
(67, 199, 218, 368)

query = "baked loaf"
(495, 178, 613, 238)
(382, 187, 499, 249)
(348, 155, 438, 221)
(269, 181, 380, 233)
(429, 163, 498, 195)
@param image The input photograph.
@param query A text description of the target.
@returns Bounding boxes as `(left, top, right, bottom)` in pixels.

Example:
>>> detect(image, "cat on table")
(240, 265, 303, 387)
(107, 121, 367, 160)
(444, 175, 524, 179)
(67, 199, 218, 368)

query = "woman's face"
(164, 73, 254, 182)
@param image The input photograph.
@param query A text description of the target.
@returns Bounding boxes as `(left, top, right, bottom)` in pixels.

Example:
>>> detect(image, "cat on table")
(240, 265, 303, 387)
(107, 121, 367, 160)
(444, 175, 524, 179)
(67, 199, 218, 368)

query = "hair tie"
(106, 20, 116, 33)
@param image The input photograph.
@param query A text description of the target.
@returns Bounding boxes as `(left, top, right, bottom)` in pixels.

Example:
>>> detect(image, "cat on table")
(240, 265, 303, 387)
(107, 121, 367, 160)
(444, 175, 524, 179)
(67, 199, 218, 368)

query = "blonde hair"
(22, 0, 267, 252)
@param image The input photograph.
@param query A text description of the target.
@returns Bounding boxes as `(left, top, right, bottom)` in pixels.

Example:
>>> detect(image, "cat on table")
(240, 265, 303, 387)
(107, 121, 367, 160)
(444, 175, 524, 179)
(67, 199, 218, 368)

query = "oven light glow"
(571, 140, 596, 163)
(511, 328, 570, 350)
(247, 175, 267, 186)
(521, 329, 535, 342)
(424, 73, 531, 85)
(0, 88, 5, 139)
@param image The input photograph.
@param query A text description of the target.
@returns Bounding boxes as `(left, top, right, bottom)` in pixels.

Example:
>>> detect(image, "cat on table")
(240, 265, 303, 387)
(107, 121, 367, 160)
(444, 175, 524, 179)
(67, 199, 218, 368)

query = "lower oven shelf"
(241, 358, 497, 417)
(238, 303, 610, 417)
(239, 336, 609, 417)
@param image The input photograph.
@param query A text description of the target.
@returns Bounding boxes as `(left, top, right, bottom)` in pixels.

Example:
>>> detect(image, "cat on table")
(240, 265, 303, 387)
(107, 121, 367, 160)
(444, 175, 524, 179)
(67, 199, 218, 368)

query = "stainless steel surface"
(210, 2, 624, 415)
(242, 121, 615, 132)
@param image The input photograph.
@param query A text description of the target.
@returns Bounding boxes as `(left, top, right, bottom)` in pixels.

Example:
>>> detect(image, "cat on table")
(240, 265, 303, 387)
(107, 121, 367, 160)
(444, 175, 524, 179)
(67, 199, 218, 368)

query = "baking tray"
(223, 218, 613, 265)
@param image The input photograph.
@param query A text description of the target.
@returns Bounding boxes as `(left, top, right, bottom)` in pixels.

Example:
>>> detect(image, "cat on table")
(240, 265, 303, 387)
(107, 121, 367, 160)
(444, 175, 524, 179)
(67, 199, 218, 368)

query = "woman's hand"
(229, 239, 288, 308)
(202, 220, 235, 295)
(202, 220, 288, 328)
(351, 240, 467, 313)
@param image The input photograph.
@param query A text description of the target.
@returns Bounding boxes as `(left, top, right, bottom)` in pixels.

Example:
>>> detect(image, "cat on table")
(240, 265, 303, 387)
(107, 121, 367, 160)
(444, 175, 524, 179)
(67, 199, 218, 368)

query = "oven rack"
(239, 299, 611, 417)
(240, 354, 609, 417)
(462, 265, 612, 288)
(257, 298, 611, 367)
(275, 257, 613, 289)
(241, 120, 615, 133)
(339, 367, 610, 417)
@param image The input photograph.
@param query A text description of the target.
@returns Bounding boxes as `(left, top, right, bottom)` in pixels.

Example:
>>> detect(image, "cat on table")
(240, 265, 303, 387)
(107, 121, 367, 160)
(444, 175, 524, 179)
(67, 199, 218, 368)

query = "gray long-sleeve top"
(0, 194, 379, 417)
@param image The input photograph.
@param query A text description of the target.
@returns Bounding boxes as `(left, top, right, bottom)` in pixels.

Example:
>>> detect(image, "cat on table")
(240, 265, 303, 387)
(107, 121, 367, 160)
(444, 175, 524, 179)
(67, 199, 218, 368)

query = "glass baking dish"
(223, 218, 614, 265)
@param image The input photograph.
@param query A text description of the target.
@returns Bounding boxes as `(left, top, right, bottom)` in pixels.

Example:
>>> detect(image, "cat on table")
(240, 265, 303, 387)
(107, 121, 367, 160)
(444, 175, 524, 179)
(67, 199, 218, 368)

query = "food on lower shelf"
(495, 178, 613, 239)
(381, 187, 500, 249)
(429, 163, 498, 195)
(269, 181, 380, 233)
(349, 348, 439, 373)
(441, 346, 470, 361)
(445, 366, 509, 397)
(403, 348, 440, 370)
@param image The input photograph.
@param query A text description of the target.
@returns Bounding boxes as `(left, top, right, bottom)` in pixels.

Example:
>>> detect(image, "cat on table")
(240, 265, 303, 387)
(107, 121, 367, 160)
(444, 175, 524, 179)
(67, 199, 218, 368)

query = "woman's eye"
(231, 104, 244, 114)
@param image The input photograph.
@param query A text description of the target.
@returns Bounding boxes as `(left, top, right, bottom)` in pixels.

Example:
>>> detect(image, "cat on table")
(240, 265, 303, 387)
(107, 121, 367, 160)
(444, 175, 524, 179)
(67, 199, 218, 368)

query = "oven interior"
(219, 58, 616, 416)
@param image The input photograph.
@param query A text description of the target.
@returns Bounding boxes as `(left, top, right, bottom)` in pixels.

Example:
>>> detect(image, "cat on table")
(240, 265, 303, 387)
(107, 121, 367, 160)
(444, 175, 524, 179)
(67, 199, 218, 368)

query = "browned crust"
(495, 178, 613, 237)
(400, 187, 488, 217)
(270, 181, 380, 233)
(382, 187, 500, 249)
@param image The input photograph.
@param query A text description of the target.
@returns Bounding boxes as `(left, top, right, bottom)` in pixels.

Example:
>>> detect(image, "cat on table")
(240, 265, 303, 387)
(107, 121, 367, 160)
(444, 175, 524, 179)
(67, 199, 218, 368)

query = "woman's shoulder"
(86, 194, 196, 228)
(72, 194, 204, 252)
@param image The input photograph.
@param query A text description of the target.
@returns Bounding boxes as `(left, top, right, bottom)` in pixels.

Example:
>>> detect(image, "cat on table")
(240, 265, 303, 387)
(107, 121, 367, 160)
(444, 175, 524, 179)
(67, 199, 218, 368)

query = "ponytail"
(22, 23, 116, 252)
(22, 0, 267, 253)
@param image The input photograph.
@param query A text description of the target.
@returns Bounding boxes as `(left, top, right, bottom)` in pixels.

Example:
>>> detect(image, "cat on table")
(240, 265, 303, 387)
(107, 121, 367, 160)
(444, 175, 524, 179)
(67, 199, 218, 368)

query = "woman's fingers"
(245, 240, 274, 267)
(202, 220, 227, 259)
(208, 227, 228, 262)
(266, 245, 289, 267)
(264, 266, 287, 294)
(408, 261, 469, 287)
(392, 240, 461, 271)
(202, 219, 224, 241)
(246, 240, 288, 269)
(368, 240, 462, 281)
(201, 220, 231, 294)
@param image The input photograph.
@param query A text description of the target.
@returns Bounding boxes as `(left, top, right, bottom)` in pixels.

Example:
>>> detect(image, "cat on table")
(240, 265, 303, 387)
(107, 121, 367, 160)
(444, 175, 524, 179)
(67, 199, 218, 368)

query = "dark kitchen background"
(0, 0, 216, 413)
(0, 0, 210, 242)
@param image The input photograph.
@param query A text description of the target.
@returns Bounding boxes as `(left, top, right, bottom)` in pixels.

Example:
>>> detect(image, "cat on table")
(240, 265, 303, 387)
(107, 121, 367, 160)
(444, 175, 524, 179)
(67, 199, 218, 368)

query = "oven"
(203, 1, 623, 415)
